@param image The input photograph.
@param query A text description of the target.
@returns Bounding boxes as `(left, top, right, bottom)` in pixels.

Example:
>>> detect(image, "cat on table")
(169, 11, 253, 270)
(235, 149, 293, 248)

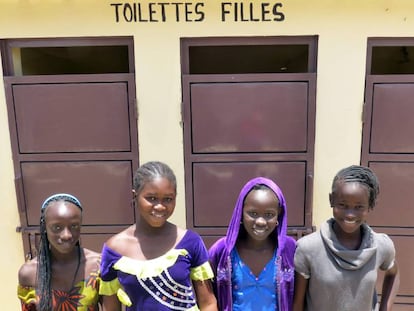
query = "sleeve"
(378, 233, 396, 271)
(17, 285, 37, 311)
(99, 244, 122, 296)
(294, 237, 311, 279)
(208, 237, 225, 275)
(208, 237, 233, 285)
(281, 236, 296, 281)
(186, 230, 214, 281)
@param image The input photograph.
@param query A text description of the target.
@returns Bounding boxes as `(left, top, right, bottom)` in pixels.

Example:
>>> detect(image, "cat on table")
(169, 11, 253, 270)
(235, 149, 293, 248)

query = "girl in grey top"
(293, 165, 399, 311)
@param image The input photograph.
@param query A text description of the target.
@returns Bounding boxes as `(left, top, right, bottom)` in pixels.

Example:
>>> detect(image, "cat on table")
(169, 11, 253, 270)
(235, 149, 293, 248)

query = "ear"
(329, 193, 334, 207)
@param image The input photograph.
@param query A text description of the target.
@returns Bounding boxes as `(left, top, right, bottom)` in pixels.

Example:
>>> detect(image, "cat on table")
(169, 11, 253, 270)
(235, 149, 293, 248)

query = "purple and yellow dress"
(99, 230, 214, 310)
(17, 270, 100, 311)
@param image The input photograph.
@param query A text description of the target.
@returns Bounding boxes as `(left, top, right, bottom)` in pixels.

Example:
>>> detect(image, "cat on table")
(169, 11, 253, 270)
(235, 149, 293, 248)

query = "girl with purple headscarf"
(208, 177, 295, 311)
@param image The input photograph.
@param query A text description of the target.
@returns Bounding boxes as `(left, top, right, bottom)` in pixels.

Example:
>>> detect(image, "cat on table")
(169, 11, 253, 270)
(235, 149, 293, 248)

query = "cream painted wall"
(2, 0, 414, 309)
(0, 51, 25, 309)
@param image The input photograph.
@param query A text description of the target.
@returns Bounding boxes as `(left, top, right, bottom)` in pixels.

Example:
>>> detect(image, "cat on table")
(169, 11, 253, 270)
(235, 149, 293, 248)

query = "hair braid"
(37, 208, 52, 311)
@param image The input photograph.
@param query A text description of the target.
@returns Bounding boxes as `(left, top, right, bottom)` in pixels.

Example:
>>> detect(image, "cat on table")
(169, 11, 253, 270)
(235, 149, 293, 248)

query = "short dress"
(17, 270, 100, 311)
(99, 230, 214, 310)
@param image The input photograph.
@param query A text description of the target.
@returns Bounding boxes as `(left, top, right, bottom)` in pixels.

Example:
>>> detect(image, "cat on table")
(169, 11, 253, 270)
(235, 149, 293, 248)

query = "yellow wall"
(2, 0, 414, 309)
(0, 50, 24, 310)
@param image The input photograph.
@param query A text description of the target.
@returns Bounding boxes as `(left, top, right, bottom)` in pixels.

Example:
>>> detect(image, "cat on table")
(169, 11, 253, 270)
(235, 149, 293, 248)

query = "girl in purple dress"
(99, 161, 218, 311)
(208, 177, 296, 311)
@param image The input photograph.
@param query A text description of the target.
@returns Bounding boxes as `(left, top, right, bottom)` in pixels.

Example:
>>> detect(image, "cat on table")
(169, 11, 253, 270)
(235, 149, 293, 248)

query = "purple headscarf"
(225, 177, 289, 252)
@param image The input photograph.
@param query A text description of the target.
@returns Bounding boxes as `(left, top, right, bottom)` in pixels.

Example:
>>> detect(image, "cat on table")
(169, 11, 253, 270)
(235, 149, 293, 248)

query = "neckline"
(106, 229, 189, 261)
(232, 247, 276, 279)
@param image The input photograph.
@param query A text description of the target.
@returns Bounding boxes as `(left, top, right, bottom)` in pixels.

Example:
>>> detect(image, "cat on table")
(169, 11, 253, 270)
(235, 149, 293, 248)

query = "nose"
(60, 227, 73, 241)
(344, 208, 358, 218)
(153, 201, 166, 210)
(255, 217, 267, 226)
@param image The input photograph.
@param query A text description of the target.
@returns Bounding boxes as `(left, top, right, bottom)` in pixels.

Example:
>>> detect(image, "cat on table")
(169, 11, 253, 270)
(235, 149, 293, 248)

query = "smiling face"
(242, 188, 280, 242)
(136, 177, 176, 228)
(44, 201, 82, 255)
(330, 181, 371, 236)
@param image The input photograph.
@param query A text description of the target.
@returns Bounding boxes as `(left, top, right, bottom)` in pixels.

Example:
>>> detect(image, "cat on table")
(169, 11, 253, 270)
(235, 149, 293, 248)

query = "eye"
(247, 211, 258, 218)
(355, 205, 367, 211)
(51, 225, 62, 232)
(336, 203, 346, 209)
(146, 196, 157, 203)
(264, 212, 276, 219)
(71, 224, 80, 230)
(163, 197, 174, 204)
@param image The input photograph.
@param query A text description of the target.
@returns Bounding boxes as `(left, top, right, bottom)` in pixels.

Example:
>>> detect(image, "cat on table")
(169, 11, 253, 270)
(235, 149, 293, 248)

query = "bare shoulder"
(82, 248, 102, 273)
(105, 225, 136, 253)
(18, 258, 38, 286)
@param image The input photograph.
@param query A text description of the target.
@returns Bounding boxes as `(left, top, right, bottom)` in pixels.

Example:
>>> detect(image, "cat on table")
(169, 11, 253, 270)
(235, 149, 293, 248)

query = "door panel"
(367, 162, 414, 227)
(192, 161, 306, 229)
(21, 161, 134, 226)
(191, 82, 308, 153)
(370, 83, 414, 153)
(13, 82, 131, 153)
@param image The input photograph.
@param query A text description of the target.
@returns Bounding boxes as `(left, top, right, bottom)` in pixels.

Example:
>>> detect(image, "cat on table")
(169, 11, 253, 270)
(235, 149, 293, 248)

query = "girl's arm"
(101, 295, 121, 311)
(379, 261, 399, 311)
(18, 261, 38, 311)
(193, 279, 218, 311)
(292, 272, 308, 311)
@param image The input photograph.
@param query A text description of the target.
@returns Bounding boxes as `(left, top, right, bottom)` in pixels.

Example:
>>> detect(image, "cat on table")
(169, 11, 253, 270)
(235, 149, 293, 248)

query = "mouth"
(58, 241, 75, 250)
(151, 212, 166, 218)
(344, 219, 357, 224)
(253, 227, 268, 235)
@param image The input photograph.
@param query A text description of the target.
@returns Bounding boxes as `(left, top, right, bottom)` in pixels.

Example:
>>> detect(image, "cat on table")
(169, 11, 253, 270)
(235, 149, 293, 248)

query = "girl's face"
(135, 177, 176, 228)
(330, 181, 371, 235)
(45, 201, 82, 255)
(242, 189, 280, 242)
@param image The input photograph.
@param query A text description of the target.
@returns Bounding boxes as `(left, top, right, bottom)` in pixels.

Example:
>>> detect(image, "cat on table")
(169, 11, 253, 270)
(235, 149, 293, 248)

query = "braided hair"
(133, 161, 177, 194)
(37, 194, 82, 311)
(331, 165, 380, 208)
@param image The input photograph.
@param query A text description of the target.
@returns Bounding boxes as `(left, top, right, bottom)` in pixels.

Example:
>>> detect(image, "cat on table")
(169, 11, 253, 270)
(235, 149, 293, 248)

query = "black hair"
(331, 165, 380, 208)
(251, 184, 271, 192)
(244, 184, 281, 207)
(133, 161, 177, 194)
(37, 194, 82, 311)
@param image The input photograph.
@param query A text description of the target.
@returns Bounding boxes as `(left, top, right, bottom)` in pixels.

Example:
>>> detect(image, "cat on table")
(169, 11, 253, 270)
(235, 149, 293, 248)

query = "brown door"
(2, 37, 138, 259)
(362, 38, 414, 310)
(181, 36, 317, 247)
